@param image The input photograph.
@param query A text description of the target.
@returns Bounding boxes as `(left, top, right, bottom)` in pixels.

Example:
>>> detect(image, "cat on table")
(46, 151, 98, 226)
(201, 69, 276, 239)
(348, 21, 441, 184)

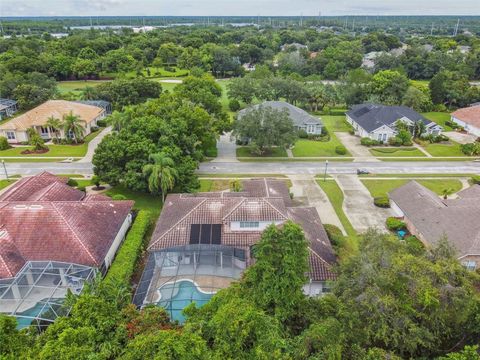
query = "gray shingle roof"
(347, 104, 435, 133)
(389, 181, 480, 258)
(238, 101, 323, 128)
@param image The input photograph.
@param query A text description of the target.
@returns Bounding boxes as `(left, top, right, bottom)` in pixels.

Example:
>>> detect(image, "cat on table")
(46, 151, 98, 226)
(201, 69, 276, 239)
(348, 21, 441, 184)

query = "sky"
(0, 0, 479, 17)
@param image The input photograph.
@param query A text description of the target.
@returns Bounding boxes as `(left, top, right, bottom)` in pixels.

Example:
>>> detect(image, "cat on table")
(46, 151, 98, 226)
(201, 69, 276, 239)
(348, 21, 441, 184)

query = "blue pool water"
(158, 280, 213, 323)
(397, 230, 407, 239)
(14, 298, 63, 329)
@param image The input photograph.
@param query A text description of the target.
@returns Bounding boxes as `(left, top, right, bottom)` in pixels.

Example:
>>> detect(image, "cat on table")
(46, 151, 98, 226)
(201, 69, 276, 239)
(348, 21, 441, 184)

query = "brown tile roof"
(148, 179, 336, 281)
(389, 181, 480, 258)
(0, 100, 104, 131)
(0, 172, 133, 279)
(451, 105, 480, 128)
(0, 172, 84, 202)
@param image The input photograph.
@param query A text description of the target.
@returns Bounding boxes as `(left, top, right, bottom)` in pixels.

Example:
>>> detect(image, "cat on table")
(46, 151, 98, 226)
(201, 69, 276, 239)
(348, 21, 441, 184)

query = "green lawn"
(316, 180, 358, 247)
(106, 185, 163, 218)
(292, 136, 351, 157)
(361, 179, 463, 198)
(359, 173, 478, 178)
(57, 80, 108, 95)
(369, 147, 426, 157)
(122, 66, 189, 79)
(237, 146, 288, 157)
(0, 129, 101, 158)
(319, 114, 353, 133)
(423, 142, 466, 157)
(422, 112, 453, 131)
(0, 179, 16, 190)
(198, 179, 231, 192)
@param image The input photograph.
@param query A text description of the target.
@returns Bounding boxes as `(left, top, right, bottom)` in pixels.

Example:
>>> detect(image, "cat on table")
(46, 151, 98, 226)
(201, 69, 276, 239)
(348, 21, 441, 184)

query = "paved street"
(2, 160, 479, 178)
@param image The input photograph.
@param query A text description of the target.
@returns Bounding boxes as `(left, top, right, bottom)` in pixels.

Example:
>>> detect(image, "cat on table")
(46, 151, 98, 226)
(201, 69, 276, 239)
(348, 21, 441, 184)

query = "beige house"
(0, 100, 106, 143)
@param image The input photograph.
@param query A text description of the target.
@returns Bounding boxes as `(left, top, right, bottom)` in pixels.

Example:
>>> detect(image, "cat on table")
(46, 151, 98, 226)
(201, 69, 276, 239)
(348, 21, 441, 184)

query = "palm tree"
(142, 152, 178, 202)
(62, 111, 85, 144)
(442, 188, 454, 199)
(46, 116, 62, 142)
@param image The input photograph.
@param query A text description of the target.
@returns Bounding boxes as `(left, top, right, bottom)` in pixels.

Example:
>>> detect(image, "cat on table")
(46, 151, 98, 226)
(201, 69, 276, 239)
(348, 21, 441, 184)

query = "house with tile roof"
(389, 181, 480, 270)
(346, 104, 442, 142)
(0, 99, 17, 121)
(0, 172, 133, 328)
(0, 100, 108, 144)
(238, 101, 324, 135)
(133, 179, 336, 321)
(451, 105, 480, 137)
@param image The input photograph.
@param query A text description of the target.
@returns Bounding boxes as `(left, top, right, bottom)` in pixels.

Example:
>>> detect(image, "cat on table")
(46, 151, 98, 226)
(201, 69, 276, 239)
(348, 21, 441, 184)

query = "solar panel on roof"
(200, 224, 212, 244)
(211, 224, 221, 245)
(189, 224, 200, 244)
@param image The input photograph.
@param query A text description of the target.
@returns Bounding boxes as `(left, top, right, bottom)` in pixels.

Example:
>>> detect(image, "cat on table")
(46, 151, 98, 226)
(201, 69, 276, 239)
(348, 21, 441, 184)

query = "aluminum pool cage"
(0, 261, 96, 330)
(133, 244, 247, 322)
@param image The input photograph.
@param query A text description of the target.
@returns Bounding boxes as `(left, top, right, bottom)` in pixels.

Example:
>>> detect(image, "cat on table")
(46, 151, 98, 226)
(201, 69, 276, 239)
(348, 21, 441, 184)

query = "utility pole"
(430, 22, 434, 36)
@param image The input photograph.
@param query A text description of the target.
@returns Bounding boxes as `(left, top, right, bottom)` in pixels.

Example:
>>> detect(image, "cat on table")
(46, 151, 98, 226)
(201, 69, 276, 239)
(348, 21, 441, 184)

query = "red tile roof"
(148, 179, 336, 281)
(0, 172, 134, 279)
(0, 172, 84, 202)
(451, 105, 480, 128)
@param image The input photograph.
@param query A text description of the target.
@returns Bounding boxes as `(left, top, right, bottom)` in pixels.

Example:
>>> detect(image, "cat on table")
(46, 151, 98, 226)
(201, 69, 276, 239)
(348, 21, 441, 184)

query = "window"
(239, 221, 260, 229)
(6, 131, 15, 140)
(462, 261, 476, 271)
(377, 133, 383, 141)
(40, 126, 49, 135)
(307, 125, 315, 133)
(383, 133, 387, 141)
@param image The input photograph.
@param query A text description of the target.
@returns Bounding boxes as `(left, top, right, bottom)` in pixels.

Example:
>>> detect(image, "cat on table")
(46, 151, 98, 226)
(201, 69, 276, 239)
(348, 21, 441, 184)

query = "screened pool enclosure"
(133, 244, 247, 322)
(0, 261, 96, 330)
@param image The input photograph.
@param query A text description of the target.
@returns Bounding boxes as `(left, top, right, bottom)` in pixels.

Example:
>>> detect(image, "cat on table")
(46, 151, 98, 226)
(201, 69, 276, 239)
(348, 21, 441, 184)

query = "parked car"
(357, 168, 370, 175)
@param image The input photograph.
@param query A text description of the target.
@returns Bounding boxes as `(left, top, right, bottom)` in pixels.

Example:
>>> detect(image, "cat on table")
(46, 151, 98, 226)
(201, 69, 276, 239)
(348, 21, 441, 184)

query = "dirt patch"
(21, 148, 49, 155)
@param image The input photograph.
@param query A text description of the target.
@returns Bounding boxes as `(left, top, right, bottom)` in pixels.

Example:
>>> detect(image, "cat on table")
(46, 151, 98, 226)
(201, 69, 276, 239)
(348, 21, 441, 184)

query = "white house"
(451, 105, 480, 137)
(0, 100, 107, 144)
(346, 104, 442, 142)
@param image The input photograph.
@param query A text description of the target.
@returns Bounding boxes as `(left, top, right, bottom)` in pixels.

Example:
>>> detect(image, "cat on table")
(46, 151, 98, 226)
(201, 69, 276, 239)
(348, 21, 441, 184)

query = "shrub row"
(103, 210, 152, 287)
(472, 175, 480, 185)
(374, 196, 390, 208)
(386, 217, 406, 231)
(324, 224, 347, 252)
(360, 137, 381, 147)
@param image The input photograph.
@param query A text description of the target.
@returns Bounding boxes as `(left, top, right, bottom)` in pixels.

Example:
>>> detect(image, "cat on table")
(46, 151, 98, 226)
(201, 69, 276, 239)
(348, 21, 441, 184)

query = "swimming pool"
(158, 280, 214, 322)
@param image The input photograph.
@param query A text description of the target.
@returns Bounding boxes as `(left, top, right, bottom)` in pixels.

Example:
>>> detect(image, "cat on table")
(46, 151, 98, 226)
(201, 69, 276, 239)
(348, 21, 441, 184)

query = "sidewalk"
(78, 126, 112, 163)
(288, 175, 347, 235)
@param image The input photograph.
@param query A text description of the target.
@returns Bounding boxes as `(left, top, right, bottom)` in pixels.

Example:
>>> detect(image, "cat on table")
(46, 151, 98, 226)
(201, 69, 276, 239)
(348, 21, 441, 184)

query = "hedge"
(386, 217, 406, 231)
(335, 145, 347, 155)
(373, 196, 390, 208)
(103, 210, 152, 287)
(471, 175, 480, 185)
(324, 224, 346, 250)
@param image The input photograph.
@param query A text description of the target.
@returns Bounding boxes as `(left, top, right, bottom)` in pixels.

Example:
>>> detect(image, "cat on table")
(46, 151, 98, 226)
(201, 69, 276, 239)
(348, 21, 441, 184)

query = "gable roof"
(238, 101, 323, 128)
(451, 105, 480, 129)
(148, 179, 336, 281)
(0, 172, 133, 279)
(347, 104, 435, 133)
(0, 172, 84, 202)
(389, 181, 480, 258)
(0, 100, 104, 131)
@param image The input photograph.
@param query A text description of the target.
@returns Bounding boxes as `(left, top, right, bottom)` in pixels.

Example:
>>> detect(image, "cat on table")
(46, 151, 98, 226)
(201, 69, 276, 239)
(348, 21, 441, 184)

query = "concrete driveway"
(334, 174, 393, 233)
(335, 132, 380, 162)
(211, 132, 238, 163)
(444, 131, 477, 145)
(288, 175, 347, 234)
(78, 126, 112, 163)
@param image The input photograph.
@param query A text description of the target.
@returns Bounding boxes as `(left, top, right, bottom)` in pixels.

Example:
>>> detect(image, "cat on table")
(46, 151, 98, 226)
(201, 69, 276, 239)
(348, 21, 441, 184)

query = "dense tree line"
(2, 225, 480, 359)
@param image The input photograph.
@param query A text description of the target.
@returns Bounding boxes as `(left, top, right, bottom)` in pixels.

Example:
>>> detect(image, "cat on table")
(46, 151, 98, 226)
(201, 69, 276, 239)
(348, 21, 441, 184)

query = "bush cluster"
(67, 178, 78, 187)
(420, 133, 449, 143)
(360, 137, 380, 147)
(386, 217, 406, 231)
(103, 210, 152, 287)
(374, 196, 390, 208)
(335, 145, 347, 155)
(228, 99, 241, 112)
(461, 142, 480, 156)
(96, 119, 107, 127)
(324, 224, 347, 251)
(0, 136, 10, 150)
